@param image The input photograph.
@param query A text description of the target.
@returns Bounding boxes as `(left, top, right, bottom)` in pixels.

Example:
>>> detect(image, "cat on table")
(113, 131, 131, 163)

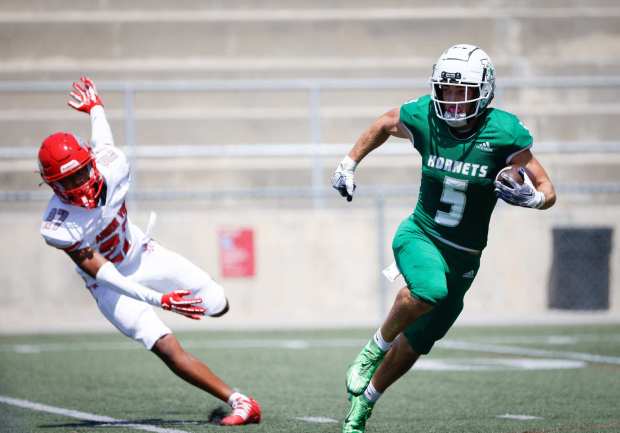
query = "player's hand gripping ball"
(494, 165, 545, 208)
(495, 165, 524, 187)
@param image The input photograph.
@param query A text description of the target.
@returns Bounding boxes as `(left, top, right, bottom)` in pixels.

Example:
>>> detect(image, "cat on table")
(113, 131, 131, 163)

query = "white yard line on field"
(438, 339, 620, 365)
(294, 416, 338, 423)
(0, 395, 192, 433)
(0, 338, 367, 354)
(497, 413, 544, 420)
(2, 336, 620, 365)
(415, 357, 585, 371)
(474, 334, 620, 345)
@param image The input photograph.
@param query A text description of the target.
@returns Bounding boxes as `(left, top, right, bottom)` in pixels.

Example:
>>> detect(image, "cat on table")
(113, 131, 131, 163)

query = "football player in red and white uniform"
(38, 76, 261, 426)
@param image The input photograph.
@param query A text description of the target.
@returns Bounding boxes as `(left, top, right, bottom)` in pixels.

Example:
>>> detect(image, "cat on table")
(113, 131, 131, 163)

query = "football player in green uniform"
(332, 44, 557, 433)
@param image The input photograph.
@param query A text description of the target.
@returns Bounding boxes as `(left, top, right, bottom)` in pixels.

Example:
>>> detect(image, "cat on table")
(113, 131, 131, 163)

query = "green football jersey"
(399, 94, 533, 252)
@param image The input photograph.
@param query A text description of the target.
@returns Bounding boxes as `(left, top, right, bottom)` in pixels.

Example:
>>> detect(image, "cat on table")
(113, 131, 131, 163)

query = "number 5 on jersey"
(435, 177, 468, 227)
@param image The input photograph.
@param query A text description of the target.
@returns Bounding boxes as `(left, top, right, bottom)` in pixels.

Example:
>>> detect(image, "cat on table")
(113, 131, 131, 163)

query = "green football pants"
(392, 216, 481, 354)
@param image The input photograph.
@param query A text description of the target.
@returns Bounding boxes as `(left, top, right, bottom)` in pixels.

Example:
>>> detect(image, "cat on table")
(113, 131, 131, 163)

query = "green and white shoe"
(342, 394, 375, 433)
(346, 339, 386, 396)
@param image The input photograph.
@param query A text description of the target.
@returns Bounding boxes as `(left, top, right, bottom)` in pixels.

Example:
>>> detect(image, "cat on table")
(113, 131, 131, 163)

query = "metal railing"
(4, 77, 620, 317)
(2, 76, 620, 205)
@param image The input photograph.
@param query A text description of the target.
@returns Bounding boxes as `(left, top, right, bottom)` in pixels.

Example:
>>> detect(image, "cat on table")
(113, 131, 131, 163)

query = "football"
(495, 165, 524, 187)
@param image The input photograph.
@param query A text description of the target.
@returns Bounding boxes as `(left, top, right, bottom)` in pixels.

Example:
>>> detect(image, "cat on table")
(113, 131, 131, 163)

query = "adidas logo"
(462, 270, 475, 278)
(476, 141, 493, 152)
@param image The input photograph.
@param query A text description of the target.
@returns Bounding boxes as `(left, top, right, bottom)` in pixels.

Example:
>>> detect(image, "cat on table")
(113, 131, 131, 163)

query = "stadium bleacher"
(0, 2, 619, 332)
(1, 1, 620, 195)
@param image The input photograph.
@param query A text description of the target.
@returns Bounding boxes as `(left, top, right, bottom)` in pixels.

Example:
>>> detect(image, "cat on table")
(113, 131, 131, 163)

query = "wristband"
(341, 155, 358, 171)
(533, 190, 546, 209)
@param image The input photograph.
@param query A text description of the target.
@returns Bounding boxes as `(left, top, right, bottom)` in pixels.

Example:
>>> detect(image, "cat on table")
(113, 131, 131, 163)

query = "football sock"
(363, 381, 382, 403)
(373, 329, 393, 352)
(227, 391, 245, 407)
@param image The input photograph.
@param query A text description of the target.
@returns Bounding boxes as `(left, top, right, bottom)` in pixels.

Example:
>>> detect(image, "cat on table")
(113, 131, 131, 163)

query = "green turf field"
(1, 324, 620, 433)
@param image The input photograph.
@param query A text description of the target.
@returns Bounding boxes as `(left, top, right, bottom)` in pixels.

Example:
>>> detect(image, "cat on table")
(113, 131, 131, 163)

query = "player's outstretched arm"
(332, 108, 408, 201)
(67, 76, 114, 148)
(66, 247, 206, 319)
(496, 150, 557, 210)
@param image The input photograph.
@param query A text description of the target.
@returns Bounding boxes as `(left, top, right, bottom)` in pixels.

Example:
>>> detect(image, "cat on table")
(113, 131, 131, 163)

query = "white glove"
(331, 156, 358, 202)
(494, 167, 545, 209)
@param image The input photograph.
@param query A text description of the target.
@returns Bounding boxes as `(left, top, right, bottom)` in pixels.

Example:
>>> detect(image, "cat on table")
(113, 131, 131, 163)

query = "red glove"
(68, 76, 103, 114)
(161, 290, 206, 320)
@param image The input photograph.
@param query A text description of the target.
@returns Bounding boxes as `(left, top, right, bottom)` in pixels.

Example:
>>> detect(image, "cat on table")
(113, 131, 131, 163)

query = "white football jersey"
(40, 143, 144, 268)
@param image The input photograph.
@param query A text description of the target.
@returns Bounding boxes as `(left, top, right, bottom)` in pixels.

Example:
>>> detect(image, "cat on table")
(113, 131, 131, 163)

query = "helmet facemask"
(48, 161, 104, 209)
(431, 81, 483, 128)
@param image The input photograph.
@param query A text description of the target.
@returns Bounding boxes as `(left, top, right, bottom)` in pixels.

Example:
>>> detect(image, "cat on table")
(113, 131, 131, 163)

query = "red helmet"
(38, 132, 104, 208)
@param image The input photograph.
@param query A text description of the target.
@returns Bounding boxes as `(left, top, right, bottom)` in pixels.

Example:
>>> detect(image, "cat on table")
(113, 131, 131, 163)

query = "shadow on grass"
(39, 405, 231, 429)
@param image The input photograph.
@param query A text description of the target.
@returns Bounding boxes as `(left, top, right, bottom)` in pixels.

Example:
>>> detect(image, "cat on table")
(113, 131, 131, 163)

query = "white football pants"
(80, 240, 227, 349)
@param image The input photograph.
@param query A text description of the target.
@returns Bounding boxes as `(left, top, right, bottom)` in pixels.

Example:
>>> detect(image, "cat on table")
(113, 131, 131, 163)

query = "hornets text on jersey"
(399, 95, 532, 252)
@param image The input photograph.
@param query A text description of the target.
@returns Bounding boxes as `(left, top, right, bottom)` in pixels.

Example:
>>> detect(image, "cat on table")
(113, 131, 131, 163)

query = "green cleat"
(346, 339, 386, 395)
(342, 394, 375, 433)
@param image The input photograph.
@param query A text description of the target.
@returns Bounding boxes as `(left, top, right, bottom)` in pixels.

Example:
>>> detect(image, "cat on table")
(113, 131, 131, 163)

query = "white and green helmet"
(430, 44, 496, 127)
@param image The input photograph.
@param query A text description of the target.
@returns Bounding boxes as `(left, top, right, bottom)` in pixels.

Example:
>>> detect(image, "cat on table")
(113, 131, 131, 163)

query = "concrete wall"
(1, 1, 620, 333)
(1, 199, 618, 334)
(2, 1, 619, 80)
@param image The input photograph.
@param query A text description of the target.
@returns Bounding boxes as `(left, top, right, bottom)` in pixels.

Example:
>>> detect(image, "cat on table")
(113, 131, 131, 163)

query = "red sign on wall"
(218, 228, 255, 278)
